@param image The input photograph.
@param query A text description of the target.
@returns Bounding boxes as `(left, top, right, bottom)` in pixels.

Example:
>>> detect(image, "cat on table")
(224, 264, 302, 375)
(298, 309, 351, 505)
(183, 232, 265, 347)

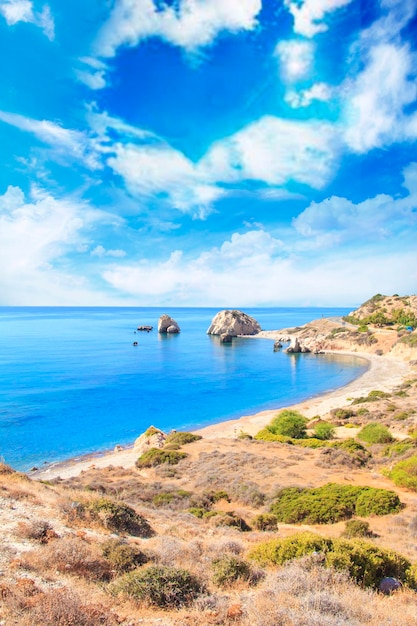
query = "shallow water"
(0, 307, 367, 470)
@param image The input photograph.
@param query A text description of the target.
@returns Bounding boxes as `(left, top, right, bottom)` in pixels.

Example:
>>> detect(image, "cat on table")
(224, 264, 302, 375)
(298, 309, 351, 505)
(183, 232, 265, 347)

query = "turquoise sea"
(0, 307, 367, 471)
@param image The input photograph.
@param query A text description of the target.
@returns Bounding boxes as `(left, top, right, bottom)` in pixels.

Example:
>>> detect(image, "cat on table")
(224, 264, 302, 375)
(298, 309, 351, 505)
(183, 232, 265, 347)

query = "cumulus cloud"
(343, 44, 417, 152)
(108, 142, 225, 218)
(91, 245, 126, 257)
(94, 0, 261, 58)
(284, 0, 353, 37)
(286, 82, 332, 107)
(275, 40, 314, 82)
(293, 162, 417, 243)
(0, 0, 54, 39)
(200, 115, 339, 189)
(0, 186, 119, 305)
(102, 227, 417, 306)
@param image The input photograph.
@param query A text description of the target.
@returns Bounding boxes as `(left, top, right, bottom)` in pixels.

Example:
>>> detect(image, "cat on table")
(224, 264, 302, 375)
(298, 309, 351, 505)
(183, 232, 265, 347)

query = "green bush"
(211, 556, 255, 587)
(152, 490, 191, 507)
(352, 390, 390, 405)
(269, 483, 401, 524)
(78, 497, 153, 536)
(101, 539, 148, 573)
(110, 565, 204, 607)
(254, 428, 293, 443)
(164, 431, 202, 446)
(314, 422, 335, 440)
(248, 532, 414, 589)
(342, 520, 372, 538)
(267, 410, 308, 439)
(389, 456, 417, 491)
(136, 448, 187, 467)
(357, 423, 394, 444)
(252, 513, 279, 531)
(383, 441, 414, 458)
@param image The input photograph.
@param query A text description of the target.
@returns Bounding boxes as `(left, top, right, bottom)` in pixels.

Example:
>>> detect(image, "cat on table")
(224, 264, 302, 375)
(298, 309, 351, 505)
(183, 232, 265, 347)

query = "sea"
(0, 307, 368, 471)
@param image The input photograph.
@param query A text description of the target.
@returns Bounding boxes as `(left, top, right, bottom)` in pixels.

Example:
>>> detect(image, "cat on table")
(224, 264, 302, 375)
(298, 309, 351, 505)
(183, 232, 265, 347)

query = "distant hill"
(345, 294, 417, 328)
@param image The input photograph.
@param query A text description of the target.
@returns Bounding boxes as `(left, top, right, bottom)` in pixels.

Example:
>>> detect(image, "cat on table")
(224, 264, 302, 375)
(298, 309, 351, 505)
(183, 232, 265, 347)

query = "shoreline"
(33, 349, 412, 481)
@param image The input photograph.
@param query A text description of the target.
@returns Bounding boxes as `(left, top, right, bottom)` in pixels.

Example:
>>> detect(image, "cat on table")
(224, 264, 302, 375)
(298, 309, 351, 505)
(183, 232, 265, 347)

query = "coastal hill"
(1, 295, 417, 625)
(259, 293, 417, 359)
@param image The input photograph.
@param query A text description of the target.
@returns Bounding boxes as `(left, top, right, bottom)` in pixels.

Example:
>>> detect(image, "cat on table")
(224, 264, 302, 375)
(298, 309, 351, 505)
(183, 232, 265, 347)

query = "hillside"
(2, 295, 417, 625)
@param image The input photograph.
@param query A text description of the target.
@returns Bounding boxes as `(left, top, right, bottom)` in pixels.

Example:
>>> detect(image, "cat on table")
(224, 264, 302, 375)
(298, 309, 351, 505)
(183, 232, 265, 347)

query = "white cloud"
(200, 115, 339, 189)
(0, 185, 120, 305)
(0, 110, 101, 169)
(94, 0, 261, 57)
(286, 82, 332, 107)
(108, 142, 224, 218)
(284, 0, 353, 37)
(343, 44, 417, 152)
(91, 245, 126, 258)
(275, 40, 314, 82)
(0, 0, 54, 39)
(75, 57, 108, 90)
(293, 162, 417, 244)
(102, 227, 417, 306)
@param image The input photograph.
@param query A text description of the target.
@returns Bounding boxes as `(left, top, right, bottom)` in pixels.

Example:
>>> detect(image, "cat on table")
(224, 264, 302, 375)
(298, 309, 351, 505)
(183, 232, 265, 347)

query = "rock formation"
(158, 315, 180, 333)
(285, 337, 311, 354)
(207, 310, 261, 336)
(134, 426, 166, 456)
(220, 333, 233, 343)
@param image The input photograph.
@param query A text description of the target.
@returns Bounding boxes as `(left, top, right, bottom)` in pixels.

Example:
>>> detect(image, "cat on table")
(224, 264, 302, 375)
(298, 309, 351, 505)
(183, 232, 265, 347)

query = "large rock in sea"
(207, 310, 261, 336)
(158, 314, 180, 333)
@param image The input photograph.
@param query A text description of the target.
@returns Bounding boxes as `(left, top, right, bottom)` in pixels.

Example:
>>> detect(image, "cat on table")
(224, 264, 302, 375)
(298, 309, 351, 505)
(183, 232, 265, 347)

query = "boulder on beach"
(207, 310, 261, 336)
(158, 315, 180, 334)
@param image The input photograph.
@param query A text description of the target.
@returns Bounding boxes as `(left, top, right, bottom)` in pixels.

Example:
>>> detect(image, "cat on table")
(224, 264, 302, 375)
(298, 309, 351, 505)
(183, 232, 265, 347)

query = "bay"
(0, 307, 367, 470)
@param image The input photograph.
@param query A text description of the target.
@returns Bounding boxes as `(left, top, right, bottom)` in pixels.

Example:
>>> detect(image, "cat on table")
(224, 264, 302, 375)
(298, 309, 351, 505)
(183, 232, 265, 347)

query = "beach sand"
(34, 349, 412, 481)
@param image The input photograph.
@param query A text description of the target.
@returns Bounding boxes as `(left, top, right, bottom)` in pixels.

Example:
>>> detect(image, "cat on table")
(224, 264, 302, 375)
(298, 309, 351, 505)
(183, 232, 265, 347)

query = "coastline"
(34, 349, 412, 481)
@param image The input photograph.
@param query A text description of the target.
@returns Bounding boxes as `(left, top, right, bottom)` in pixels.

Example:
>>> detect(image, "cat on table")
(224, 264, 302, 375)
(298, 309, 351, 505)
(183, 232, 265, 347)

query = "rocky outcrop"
(137, 325, 153, 332)
(285, 337, 311, 354)
(134, 426, 166, 456)
(207, 310, 261, 336)
(158, 315, 180, 333)
(220, 333, 233, 343)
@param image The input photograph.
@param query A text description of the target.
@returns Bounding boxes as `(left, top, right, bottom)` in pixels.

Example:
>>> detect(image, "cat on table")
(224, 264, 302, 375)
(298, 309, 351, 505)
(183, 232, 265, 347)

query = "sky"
(0, 0, 416, 307)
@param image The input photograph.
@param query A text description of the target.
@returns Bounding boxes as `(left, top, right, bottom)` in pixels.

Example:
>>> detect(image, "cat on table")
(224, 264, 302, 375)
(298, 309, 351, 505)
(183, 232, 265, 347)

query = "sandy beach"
(34, 349, 412, 481)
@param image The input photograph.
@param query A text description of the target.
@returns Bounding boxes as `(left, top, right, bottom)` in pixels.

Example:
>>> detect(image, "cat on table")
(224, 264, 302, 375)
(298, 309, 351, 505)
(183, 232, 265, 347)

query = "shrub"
(152, 490, 191, 507)
(357, 423, 394, 444)
(248, 532, 414, 589)
(211, 556, 258, 587)
(389, 456, 417, 491)
(269, 483, 401, 524)
(314, 422, 335, 440)
(30, 589, 119, 626)
(352, 390, 390, 405)
(16, 520, 58, 544)
(342, 520, 372, 538)
(136, 448, 187, 467)
(254, 429, 293, 443)
(70, 497, 153, 536)
(204, 489, 230, 503)
(109, 565, 204, 608)
(212, 512, 251, 531)
(383, 441, 414, 458)
(164, 431, 202, 446)
(252, 513, 279, 531)
(331, 408, 356, 420)
(268, 410, 308, 439)
(355, 489, 401, 516)
(101, 539, 148, 573)
(34, 537, 112, 581)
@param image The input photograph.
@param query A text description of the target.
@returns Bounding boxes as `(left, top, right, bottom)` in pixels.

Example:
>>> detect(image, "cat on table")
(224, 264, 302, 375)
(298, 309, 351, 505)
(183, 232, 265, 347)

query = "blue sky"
(0, 0, 416, 306)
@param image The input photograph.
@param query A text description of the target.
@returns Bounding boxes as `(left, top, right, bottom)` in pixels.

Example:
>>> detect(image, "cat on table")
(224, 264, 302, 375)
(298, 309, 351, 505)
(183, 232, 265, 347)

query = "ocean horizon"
(0, 306, 368, 471)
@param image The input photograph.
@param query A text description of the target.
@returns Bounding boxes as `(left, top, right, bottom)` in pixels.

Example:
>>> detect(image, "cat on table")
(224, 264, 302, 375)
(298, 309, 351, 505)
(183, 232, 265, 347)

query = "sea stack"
(158, 314, 180, 334)
(207, 309, 261, 336)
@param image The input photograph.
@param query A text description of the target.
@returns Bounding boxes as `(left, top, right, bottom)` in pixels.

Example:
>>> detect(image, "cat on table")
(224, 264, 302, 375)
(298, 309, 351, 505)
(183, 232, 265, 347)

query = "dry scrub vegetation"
(2, 372, 417, 623)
